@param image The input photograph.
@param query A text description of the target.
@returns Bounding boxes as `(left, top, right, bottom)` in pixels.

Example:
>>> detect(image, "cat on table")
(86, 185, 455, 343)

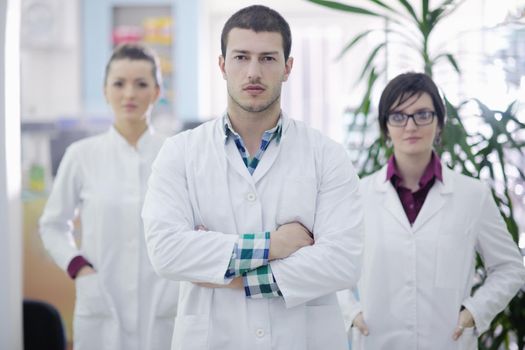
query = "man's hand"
(352, 312, 369, 336)
(452, 308, 476, 340)
(195, 276, 244, 289)
(269, 222, 313, 260)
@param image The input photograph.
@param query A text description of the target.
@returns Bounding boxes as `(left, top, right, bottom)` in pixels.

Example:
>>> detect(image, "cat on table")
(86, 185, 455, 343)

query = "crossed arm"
(195, 222, 313, 290)
(143, 136, 363, 306)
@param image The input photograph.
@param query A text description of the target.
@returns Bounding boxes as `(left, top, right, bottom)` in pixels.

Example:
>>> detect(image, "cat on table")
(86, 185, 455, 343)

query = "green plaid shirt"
(224, 115, 282, 298)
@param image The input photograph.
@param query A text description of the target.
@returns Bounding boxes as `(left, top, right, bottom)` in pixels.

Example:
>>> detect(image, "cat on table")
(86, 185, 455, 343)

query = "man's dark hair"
(104, 43, 161, 87)
(378, 72, 446, 139)
(221, 5, 292, 61)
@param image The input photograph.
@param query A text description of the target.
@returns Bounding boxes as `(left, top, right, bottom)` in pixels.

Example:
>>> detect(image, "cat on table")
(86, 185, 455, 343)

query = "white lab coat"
(142, 116, 364, 350)
(40, 126, 179, 350)
(341, 164, 525, 350)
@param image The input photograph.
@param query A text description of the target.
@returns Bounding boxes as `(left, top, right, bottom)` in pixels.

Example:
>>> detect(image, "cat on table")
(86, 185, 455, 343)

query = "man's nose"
(247, 60, 262, 81)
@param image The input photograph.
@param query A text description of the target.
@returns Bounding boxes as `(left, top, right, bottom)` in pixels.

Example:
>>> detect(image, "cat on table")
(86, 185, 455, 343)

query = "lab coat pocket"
(75, 274, 112, 317)
(306, 304, 347, 350)
(435, 234, 468, 289)
(459, 327, 478, 350)
(171, 314, 209, 350)
(276, 176, 317, 230)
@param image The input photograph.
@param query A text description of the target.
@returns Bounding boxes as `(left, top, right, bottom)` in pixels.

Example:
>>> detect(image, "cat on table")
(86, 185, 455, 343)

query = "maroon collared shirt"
(386, 152, 443, 225)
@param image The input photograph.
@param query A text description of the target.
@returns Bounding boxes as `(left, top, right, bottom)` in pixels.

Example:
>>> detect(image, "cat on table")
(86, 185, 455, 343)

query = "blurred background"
(1, 0, 524, 349)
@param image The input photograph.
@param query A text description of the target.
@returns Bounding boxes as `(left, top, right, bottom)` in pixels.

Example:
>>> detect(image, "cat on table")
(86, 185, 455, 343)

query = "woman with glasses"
(344, 72, 525, 350)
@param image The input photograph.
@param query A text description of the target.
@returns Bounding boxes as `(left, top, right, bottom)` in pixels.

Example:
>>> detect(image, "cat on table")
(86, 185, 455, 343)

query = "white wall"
(20, 0, 80, 121)
(0, 0, 22, 348)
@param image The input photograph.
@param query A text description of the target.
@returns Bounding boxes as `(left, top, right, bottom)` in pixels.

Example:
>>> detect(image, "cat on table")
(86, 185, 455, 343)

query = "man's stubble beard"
(228, 85, 282, 114)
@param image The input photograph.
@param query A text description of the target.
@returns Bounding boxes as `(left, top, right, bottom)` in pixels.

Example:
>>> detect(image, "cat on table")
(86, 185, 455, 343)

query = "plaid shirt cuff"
(243, 264, 282, 298)
(225, 232, 270, 278)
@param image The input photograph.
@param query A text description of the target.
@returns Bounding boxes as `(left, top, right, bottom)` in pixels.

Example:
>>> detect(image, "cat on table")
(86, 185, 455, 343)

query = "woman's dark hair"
(378, 72, 445, 139)
(104, 43, 162, 87)
(221, 5, 292, 61)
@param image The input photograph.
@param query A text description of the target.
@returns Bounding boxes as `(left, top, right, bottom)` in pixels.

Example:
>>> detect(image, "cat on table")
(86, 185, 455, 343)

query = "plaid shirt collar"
(222, 113, 282, 175)
(222, 113, 283, 144)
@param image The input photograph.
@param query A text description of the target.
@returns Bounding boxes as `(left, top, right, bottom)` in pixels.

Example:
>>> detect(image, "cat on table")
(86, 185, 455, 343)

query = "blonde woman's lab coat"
(40, 127, 179, 350)
(342, 165, 525, 350)
(142, 116, 364, 350)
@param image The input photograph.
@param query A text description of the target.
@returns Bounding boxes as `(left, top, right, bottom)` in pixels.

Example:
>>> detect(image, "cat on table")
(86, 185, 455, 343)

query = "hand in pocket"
(352, 312, 369, 336)
(452, 308, 475, 340)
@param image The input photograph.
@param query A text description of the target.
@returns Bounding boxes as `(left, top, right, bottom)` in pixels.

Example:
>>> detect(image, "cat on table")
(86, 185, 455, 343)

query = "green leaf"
(358, 42, 386, 81)
(336, 29, 375, 60)
(397, 0, 420, 23)
(430, 0, 467, 24)
(305, 0, 384, 17)
(354, 67, 380, 116)
(445, 54, 461, 73)
(366, 0, 400, 15)
(433, 53, 461, 74)
(420, 0, 432, 34)
(428, 7, 445, 27)
(503, 100, 517, 117)
(422, 0, 430, 19)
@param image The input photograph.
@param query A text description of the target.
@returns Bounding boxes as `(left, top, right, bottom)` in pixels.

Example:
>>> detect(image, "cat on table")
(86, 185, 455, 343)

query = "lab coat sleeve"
(337, 289, 363, 332)
(39, 145, 83, 271)
(462, 185, 525, 334)
(271, 140, 364, 308)
(142, 136, 238, 284)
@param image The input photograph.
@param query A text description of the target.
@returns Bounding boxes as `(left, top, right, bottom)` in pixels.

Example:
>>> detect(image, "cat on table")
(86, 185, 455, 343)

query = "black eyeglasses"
(387, 111, 436, 127)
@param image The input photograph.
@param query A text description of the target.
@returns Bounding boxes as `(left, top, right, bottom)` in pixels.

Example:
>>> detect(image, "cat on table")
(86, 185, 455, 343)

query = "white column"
(174, 0, 202, 121)
(0, 0, 22, 349)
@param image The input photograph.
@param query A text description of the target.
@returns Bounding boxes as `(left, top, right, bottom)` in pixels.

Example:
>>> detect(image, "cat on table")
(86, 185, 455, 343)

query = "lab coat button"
(255, 329, 265, 338)
(246, 192, 257, 202)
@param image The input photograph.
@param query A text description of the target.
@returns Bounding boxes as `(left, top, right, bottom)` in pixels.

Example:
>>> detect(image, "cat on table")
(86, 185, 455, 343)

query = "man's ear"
(282, 56, 293, 82)
(219, 55, 227, 80)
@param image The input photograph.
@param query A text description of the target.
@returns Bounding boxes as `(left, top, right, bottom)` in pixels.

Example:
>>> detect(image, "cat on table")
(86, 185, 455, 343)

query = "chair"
(23, 299, 66, 350)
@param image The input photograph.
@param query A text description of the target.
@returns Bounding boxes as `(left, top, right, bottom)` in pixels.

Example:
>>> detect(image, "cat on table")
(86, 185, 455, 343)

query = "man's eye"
(261, 56, 275, 62)
(234, 55, 247, 60)
(113, 81, 123, 87)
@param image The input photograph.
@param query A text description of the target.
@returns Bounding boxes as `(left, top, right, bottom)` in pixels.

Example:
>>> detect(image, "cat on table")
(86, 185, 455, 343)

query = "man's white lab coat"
(142, 116, 364, 350)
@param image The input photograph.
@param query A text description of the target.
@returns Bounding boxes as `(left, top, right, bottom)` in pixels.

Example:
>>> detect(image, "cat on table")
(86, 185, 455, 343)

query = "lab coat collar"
(375, 162, 453, 194)
(374, 162, 454, 233)
(215, 113, 291, 184)
(109, 124, 155, 152)
(219, 111, 291, 142)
